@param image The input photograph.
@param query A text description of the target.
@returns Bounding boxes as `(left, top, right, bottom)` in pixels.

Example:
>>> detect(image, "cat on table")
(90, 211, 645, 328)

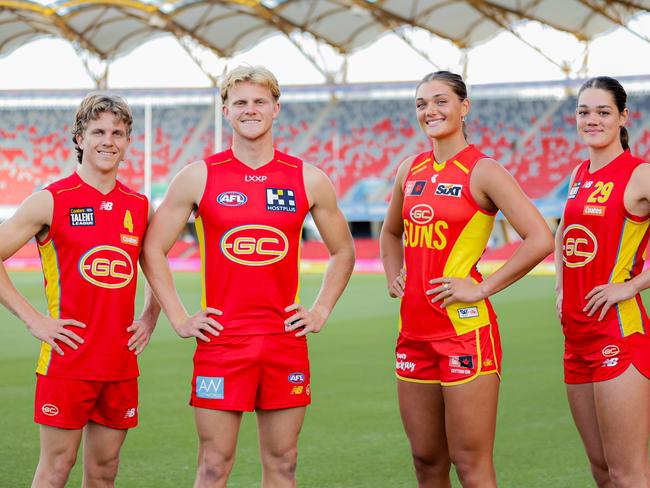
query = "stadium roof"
(1, 0, 649, 86)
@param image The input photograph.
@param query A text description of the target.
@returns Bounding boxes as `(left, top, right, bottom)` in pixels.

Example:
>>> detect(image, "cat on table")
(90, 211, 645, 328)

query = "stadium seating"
(2, 91, 650, 207)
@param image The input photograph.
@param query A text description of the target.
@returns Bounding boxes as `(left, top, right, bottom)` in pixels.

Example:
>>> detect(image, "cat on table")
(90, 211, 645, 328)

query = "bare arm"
(0, 191, 85, 354)
(284, 164, 355, 336)
(430, 159, 554, 306)
(379, 157, 413, 298)
(141, 162, 222, 341)
(127, 204, 163, 355)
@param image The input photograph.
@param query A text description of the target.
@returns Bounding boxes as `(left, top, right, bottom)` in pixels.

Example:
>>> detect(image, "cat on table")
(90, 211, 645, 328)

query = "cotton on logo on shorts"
(124, 408, 137, 419)
(42, 404, 59, 416)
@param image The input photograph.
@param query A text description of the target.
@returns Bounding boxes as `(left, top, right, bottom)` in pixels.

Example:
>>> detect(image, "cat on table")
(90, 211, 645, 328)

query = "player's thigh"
(442, 374, 499, 456)
(397, 379, 448, 460)
(194, 407, 243, 458)
(38, 425, 83, 463)
(566, 383, 607, 465)
(256, 407, 306, 457)
(82, 422, 128, 466)
(594, 366, 650, 467)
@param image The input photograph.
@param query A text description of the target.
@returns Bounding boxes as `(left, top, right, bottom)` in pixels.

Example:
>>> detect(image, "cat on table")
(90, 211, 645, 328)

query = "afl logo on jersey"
(78, 246, 134, 289)
(563, 224, 598, 268)
(409, 204, 434, 225)
(220, 225, 288, 266)
(217, 191, 247, 207)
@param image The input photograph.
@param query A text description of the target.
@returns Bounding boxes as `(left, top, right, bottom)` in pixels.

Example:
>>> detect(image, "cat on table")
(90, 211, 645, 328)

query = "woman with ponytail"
(555, 76, 650, 487)
(380, 71, 553, 487)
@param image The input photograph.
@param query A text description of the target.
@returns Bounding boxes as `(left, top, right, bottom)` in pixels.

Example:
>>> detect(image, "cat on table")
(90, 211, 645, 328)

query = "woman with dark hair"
(380, 71, 553, 487)
(555, 76, 650, 487)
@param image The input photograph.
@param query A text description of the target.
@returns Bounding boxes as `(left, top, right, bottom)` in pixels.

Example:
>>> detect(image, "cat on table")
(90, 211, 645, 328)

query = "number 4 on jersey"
(123, 210, 133, 233)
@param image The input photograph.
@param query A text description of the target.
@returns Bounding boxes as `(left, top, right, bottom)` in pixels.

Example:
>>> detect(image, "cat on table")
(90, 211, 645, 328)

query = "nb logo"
(245, 175, 267, 182)
(99, 201, 113, 211)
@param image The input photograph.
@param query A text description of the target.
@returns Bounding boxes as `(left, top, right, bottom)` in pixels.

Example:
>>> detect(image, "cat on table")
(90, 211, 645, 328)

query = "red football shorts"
(395, 323, 501, 385)
(191, 333, 311, 412)
(34, 374, 138, 429)
(565, 330, 650, 384)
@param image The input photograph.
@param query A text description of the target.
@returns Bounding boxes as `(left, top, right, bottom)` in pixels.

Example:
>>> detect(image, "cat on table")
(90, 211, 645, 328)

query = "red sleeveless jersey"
(36, 172, 148, 380)
(195, 149, 310, 337)
(561, 150, 650, 345)
(400, 145, 498, 341)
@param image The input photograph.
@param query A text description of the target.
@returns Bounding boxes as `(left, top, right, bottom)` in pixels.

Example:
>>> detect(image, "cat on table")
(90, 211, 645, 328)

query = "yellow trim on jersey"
(36, 240, 61, 375)
(433, 160, 446, 172)
(611, 218, 650, 336)
(56, 184, 81, 194)
(453, 159, 469, 175)
(410, 157, 431, 173)
(278, 159, 298, 169)
(443, 212, 495, 335)
(118, 187, 146, 200)
(294, 228, 303, 304)
(210, 158, 232, 166)
(195, 216, 207, 310)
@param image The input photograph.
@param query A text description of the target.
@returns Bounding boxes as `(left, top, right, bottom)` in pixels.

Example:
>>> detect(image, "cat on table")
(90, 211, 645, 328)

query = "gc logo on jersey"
(409, 204, 434, 225)
(563, 224, 598, 268)
(217, 191, 248, 207)
(78, 245, 134, 289)
(220, 225, 288, 266)
(266, 188, 296, 212)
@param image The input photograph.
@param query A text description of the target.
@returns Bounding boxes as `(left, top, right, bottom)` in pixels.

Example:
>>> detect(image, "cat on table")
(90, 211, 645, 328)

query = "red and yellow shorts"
(564, 330, 650, 384)
(395, 323, 501, 386)
(34, 374, 138, 430)
(191, 333, 311, 412)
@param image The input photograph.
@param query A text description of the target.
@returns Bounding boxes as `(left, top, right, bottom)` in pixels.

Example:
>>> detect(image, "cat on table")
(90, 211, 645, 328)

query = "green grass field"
(0, 272, 596, 487)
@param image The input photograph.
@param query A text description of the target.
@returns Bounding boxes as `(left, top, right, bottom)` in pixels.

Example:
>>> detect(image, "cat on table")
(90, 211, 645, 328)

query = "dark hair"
(72, 92, 133, 164)
(416, 71, 468, 140)
(578, 76, 629, 150)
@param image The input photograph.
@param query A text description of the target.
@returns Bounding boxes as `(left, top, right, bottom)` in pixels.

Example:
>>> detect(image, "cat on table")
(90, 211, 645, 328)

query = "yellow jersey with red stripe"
(36, 172, 148, 380)
(195, 149, 309, 337)
(561, 150, 650, 346)
(400, 145, 498, 341)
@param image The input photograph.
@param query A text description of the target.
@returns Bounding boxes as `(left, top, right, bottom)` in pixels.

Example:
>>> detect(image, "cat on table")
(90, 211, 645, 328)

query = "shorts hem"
(396, 373, 440, 384)
(34, 418, 85, 430)
(255, 400, 311, 411)
(191, 400, 255, 412)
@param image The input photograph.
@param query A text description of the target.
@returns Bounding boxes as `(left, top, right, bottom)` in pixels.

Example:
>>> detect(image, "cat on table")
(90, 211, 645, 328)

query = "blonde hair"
(72, 92, 132, 164)
(220, 65, 281, 104)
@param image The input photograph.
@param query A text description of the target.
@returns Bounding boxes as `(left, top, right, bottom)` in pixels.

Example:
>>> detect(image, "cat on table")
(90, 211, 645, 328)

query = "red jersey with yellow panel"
(36, 172, 148, 380)
(195, 149, 310, 336)
(400, 145, 498, 341)
(561, 150, 650, 345)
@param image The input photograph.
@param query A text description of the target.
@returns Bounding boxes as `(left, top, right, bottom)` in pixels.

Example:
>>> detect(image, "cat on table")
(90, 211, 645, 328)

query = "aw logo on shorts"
(196, 376, 224, 399)
(563, 224, 598, 268)
(220, 225, 289, 266)
(78, 245, 134, 289)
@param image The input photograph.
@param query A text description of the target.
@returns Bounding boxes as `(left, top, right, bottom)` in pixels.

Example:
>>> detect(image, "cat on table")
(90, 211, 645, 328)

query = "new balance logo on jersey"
(245, 175, 267, 182)
(124, 408, 136, 419)
(69, 207, 95, 226)
(435, 183, 463, 197)
(266, 188, 296, 212)
(99, 201, 113, 211)
(196, 376, 224, 399)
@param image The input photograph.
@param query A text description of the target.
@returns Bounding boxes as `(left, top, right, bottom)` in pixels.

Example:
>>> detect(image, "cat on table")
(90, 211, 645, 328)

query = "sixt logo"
(435, 183, 463, 198)
(78, 246, 134, 289)
(288, 372, 305, 385)
(220, 225, 288, 266)
(217, 191, 247, 207)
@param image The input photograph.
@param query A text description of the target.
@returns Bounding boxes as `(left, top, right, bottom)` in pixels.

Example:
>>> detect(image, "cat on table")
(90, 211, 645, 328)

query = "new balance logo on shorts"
(196, 376, 224, 399)
(124, 407, 136, 419)
(266, 188, 296, 212)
